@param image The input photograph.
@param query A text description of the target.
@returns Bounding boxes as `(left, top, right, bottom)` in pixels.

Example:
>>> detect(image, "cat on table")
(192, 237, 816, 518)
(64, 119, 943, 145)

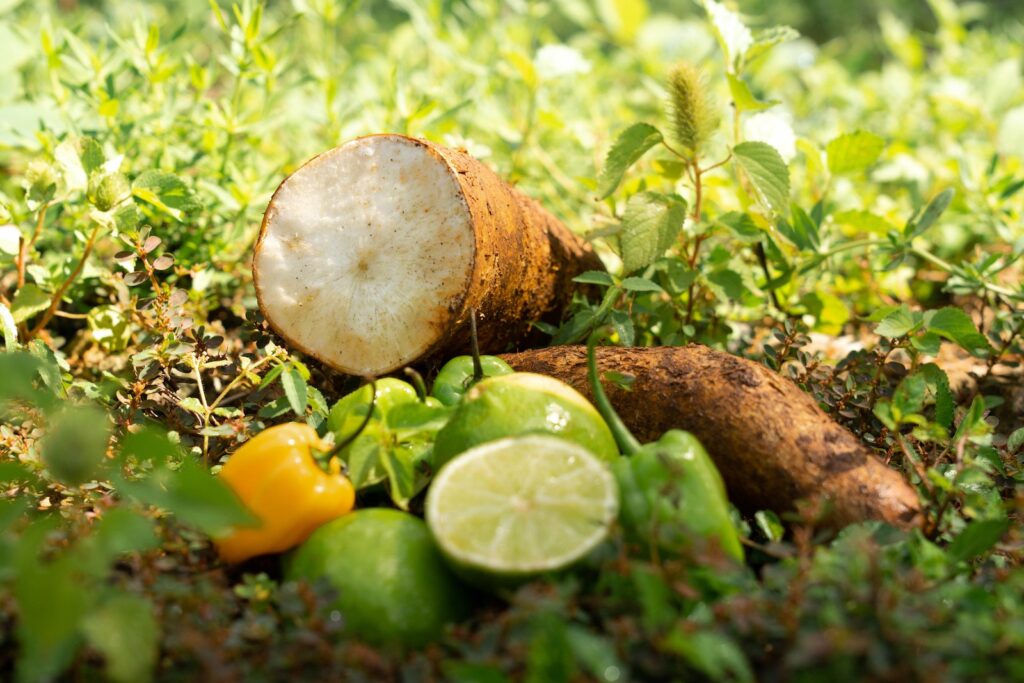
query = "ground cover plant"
(1, 0, 1024, 680)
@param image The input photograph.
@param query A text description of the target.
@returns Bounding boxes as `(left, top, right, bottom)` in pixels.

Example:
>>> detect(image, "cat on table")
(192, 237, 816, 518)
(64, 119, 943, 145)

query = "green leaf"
(924, 307, 992, 355)
(874, 304, 922, 338)
(567, 627, 625, 683)
(826, 131, 885, 175)
(14, 520, 90, 683)
(0, 302, 17, 351)
(733, 141, 790, 213)
(132, 170, 200, 220)
(380, 440, 431, 510)
(619, 191, 686, 273)
(572, 270, 615, 287)
(1008, 427, 1024, 453)
(707, 268, 745, 300)
(597, 123, 664, 199)
(620, 276, 665, 294)
(81, 593, 159, 683)
(726, 74, 776, 113)
(892, 372, 927, 419)
(79, 137, 104, 174)
(776, 205, 819, 251)
(665, 629, 753, 683)
(11, 284, 50, 323)
(117, 455, 256, 536)
(918, 363, 954, 429)
(947, 517, 1010, 563)
(40, 404, 110, 486)
(281, 364, 308, 416)
(72, 508, 157, 580)
(754, 510, 784, 542)
(907, 188, 955, 238)
(745, 25, 799, 63)
(715, 211, 761, 243)
(525, 611, 573, 683)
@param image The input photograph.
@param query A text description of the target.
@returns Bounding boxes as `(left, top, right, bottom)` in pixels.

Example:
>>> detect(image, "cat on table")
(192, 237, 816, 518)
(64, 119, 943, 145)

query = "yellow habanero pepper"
(214, 422, 355, 564)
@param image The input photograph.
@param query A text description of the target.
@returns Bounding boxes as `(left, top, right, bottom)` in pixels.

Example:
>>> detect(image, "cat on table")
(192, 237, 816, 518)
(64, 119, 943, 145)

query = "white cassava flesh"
(254, 135, 603, 377)
(254, 137, 475, 376)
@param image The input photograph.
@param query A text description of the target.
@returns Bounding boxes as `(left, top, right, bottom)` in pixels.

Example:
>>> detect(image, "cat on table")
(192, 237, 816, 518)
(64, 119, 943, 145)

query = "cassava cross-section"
(502, 344, 924, 530)
(253, 134, 603, 376)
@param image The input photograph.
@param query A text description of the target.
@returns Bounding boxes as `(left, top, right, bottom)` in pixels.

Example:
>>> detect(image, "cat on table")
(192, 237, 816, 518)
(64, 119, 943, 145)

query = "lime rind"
(425, 435, 619, 577)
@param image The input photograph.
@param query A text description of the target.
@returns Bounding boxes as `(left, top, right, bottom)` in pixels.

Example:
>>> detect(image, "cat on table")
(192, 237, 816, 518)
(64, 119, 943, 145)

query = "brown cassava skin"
(501, 345, 924, 530)
(253, 135, 603, 374)
(420, 138, 604, 358)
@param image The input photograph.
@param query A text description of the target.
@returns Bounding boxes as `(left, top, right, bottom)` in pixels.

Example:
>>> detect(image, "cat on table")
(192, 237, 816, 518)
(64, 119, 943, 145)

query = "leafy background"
(1, 0, 1024, 680)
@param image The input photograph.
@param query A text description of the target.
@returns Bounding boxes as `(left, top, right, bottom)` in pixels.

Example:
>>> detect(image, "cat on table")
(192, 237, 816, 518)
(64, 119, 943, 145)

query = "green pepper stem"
(403, 367, 428, 402)
(469, 307, 484, 383)
(587, 330, 642, 456)
(322, 377, 377, 461)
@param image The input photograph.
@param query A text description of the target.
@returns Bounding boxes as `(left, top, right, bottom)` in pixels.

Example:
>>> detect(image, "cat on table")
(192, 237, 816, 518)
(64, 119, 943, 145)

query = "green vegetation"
(1, 0, 1023, 680)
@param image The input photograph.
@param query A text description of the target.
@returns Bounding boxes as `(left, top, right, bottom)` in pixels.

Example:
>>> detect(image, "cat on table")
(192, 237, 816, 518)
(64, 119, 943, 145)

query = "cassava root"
(253, 134, 602, 377)
(501, 344, 924, 530)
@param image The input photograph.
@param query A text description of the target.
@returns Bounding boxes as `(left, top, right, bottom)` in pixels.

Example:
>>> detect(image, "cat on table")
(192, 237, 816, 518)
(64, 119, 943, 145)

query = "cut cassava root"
(253, 135, 603, 376)
(501, 345, 923, 530)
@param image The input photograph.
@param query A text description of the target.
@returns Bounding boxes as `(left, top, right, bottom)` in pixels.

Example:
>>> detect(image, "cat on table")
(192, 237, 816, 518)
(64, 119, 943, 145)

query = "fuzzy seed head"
(667, 63, 720, 159)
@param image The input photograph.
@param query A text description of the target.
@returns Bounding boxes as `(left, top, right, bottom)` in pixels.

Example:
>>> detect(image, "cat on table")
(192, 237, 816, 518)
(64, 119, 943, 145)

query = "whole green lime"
(285, 508, 471, 648)
(433, 373, 619, 466)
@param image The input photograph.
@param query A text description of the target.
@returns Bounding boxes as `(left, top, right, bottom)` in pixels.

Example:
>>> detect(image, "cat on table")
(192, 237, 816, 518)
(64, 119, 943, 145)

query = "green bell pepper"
(430, 355, 514, 406)
(587, 333, 744, 562)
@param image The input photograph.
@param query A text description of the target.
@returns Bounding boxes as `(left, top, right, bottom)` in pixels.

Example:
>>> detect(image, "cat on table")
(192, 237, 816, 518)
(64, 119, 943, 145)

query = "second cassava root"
(501, 344, 923, 530)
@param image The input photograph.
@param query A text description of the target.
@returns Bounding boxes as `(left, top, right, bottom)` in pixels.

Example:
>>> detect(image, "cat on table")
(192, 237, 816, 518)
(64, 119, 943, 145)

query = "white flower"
(534, 44, 591, 80)
(743, 110, 796, 162)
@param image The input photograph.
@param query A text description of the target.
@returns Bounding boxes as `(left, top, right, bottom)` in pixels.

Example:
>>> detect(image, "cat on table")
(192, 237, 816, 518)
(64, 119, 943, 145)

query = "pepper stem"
(469, 307, 484, 383)
(322, 377, 378, 461)
(587, 329, 642, 456)
(403, 367, 428, 402)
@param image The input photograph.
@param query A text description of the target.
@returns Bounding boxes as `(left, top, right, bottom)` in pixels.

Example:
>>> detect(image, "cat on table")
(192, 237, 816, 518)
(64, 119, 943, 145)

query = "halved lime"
(425, 435, 619, 586)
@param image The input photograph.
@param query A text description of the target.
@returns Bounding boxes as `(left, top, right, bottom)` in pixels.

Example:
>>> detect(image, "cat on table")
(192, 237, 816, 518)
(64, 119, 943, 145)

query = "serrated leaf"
(597, 123, 663, 199)
(733, 141, 790, 213)
(281, 364, 308, 416)
(132, 170, 200, 220)
(924, 307, 992, 355)
(947, 517, 1009, 563)
(745, 25, 799, 63)
(874, 304, 922, 338)
(826, 131, 885, 175)
(619, 192, 686, 273)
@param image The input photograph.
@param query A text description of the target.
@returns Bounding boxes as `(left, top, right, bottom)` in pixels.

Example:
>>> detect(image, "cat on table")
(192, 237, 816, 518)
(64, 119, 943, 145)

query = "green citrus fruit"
(432, 373, 618, 466)
(285, 508, 471, 648)
(425, 435, 619, 588)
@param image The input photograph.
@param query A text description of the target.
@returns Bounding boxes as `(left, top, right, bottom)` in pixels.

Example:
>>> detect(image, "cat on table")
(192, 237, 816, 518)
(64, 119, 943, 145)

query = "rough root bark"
(501, 344, 923, 530)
